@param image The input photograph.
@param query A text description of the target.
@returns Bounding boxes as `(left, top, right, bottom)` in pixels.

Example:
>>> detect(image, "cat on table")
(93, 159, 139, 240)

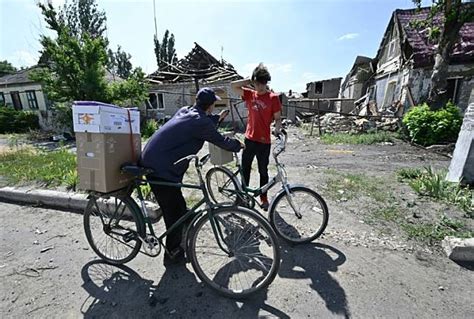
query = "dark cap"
(196, 87, 221, 106)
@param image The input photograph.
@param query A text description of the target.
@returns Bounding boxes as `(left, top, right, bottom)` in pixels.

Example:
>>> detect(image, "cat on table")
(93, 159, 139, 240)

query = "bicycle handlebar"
(173, 153, 211, 168)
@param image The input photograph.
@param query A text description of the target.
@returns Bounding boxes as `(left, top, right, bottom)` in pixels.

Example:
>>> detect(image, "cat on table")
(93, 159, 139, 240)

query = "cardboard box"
(72, 101, 140, 134)
(76, 132, 141, 193)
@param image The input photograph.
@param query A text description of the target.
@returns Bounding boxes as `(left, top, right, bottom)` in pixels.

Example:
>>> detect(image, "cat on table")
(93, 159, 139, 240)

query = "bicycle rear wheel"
(84, 195, 145, 264)
(188, 207, 280, 298)
(269, 186, 329, 244)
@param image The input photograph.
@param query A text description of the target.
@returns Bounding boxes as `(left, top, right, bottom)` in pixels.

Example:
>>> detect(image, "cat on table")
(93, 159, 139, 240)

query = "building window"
(26, 90, 39, 109)
(387, 39, 397, 59)
(314, 82, 323, 94)
(383, 81, 397, 107)
(446, 78, 461, 104)
(148, 92, 165, 109)
(0, 92, 5, 106)
(10, 91, 22, 110)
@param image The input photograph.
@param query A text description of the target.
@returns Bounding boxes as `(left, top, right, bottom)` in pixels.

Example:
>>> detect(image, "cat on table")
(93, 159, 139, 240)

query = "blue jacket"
(140, 106, 241, 182)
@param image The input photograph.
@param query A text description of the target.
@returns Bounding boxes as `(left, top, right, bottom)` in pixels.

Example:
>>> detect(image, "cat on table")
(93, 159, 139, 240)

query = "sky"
(0, 0, 432, 92)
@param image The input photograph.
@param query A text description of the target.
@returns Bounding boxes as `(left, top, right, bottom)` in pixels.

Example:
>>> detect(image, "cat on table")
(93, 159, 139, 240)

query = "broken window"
(314, 82, 323, 95)
(26, 90, 38, 109)
(383, 81, 397, 107)
(446, 78, 461, 104)
(388, 39, 397, 59)
(148, 93, 165, 109)
(157, 93, 165, 109)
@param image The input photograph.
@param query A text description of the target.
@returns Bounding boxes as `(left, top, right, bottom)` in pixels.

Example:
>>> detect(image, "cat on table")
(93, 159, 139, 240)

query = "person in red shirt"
(231, 63, 282, 210)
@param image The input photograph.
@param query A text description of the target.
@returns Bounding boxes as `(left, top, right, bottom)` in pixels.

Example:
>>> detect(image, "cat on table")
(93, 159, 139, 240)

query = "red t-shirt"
(242, 88, 282, 144)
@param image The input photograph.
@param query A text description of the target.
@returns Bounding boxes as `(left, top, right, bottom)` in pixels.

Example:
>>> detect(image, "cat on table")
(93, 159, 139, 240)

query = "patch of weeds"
(320, 131, 396, 145)
(400, 166, 473, 217)
(0, 146, 76, 188)
(402, 215, 473, 244)
(373, 205, 400, 222)
(325, 172, 389, 202)
(396, 167, 424, 182)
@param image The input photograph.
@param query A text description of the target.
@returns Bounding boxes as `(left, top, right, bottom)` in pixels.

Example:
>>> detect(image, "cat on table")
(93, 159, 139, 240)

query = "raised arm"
(231, 78, 252, 97)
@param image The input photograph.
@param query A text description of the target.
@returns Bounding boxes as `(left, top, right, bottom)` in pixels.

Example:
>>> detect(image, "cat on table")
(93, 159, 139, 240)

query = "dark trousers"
(149, 177, 187, 253)
(241, 138, 271, 196)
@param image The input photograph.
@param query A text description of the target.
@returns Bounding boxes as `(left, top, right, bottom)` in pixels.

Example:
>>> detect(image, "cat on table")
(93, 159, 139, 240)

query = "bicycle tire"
(188, 206, 280, 298)
(269, 186, 329, 244)
(205, 166, 240, 205)
(84, 194, 145, 264)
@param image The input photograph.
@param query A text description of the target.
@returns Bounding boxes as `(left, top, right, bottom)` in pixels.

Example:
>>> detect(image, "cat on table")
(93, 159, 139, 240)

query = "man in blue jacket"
(140, 88, 242, 265)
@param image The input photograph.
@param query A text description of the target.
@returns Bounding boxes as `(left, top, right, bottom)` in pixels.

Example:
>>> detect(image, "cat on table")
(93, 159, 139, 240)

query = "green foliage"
(32, 1, 148, 118)
(0, 108, 40, 133)
(107, 68, 148, 106)
(0, 60, 17, 77)
(402, 215, 472, 243)
(141, 119, 159, 139)
(396, 167, 424, 181)
(402, 102, 462, 145)
(154, 30, 178, 69)
(0, 147, 77, 189)
(401, 166, 473, 217)
(49, 103, 74, 133)
(320, 131, 397, 145)
(107, 45, 133, 79)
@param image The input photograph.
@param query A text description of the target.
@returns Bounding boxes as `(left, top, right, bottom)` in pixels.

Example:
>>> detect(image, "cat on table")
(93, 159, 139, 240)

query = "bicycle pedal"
(123, 231, 137, 242)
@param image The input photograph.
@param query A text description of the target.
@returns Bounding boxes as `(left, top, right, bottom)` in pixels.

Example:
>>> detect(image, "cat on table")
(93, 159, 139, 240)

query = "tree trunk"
(427, 0, 465, 110)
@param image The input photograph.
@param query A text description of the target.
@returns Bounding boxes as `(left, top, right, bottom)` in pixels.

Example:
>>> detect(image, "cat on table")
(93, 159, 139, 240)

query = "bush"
(141, 119, 159, 139)
(402, 102, 462, 145)
(0, 107, 40, 133)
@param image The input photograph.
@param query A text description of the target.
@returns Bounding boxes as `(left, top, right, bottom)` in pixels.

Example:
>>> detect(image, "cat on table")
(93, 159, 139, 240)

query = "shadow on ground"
(80, 243, 348, 318)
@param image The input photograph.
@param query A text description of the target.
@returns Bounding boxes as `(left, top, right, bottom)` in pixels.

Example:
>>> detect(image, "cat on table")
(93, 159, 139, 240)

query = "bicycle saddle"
(121, 163, 154, 176)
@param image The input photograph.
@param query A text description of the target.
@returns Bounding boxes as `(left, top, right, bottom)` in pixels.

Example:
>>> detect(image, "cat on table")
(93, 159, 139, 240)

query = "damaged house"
(340, 56, 373, 101)
(146, 42, 244, 123)
(363, 5, 473, 114)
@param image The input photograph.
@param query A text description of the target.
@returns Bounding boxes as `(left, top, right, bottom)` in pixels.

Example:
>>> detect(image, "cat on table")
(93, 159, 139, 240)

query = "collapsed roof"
(147, 42, 242, 84)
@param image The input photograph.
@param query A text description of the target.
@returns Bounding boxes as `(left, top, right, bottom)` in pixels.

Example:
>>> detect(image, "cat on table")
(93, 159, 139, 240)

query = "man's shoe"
(261, 200, 269, 211)
(163, 248, 186, 267)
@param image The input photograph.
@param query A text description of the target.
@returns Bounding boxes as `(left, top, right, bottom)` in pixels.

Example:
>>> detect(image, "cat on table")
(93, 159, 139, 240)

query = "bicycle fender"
(268, 184, 306, 215)
(213, 166, 244, 192)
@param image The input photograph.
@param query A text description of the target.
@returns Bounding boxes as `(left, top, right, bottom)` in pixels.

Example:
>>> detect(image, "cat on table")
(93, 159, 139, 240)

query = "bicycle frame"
(218, 135, 290, 207)
(99, 156, 233, 257)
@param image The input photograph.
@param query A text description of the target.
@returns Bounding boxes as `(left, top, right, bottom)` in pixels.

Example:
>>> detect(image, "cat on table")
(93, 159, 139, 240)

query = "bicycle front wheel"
(205, 167, 239, 205)
(84, 195, 145, 264)
(188, 207, 280, 298)
(269, 186, 329, 244)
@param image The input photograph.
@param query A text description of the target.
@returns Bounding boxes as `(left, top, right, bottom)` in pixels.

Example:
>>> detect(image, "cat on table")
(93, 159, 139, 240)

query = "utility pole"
(153, 0, 158, 38)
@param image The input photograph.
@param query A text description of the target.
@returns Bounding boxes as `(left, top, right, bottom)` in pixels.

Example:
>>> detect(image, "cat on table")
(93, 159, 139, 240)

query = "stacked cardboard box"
(72, 101, 141, 193)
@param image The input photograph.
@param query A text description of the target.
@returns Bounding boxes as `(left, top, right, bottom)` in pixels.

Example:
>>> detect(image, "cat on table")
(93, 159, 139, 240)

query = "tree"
(0, 60, 17, 77)
(31, 2, 147, 105)
(154, 29, 178, 69)
(412, 0, 474, 109)
(107, 45, 133, 79)
(59, 0, 107, 40)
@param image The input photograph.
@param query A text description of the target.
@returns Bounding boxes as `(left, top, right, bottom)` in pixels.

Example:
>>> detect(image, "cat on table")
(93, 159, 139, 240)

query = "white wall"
(0, 83, 48, 111)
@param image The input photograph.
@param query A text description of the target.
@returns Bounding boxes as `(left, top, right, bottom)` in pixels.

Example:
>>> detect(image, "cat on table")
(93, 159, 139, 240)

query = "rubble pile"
(317, 113, 401, 134)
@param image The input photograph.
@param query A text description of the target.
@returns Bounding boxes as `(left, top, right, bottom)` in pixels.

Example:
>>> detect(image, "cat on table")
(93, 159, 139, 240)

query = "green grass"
(0, 147, 77, 189)
(325, 171, 389, 202)
(402, 216, 473, 244)
(320, 131, 397, 145)
(397, 167, 473, 217)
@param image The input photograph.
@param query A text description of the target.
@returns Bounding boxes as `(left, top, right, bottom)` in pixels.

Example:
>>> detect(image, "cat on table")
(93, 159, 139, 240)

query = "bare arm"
(273, 111, 282, 134)
(231, 78, 252, 97)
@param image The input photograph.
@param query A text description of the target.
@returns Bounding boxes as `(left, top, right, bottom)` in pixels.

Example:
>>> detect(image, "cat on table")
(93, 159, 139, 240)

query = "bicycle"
(205, 130, 329, 244)
(83, 153, 280, 298)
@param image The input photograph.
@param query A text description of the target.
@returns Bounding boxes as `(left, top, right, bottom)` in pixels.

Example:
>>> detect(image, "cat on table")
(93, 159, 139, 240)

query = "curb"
(0, 186, 88, 213)
(442, 236, 474, 263)
(0, 186, 162, 219)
